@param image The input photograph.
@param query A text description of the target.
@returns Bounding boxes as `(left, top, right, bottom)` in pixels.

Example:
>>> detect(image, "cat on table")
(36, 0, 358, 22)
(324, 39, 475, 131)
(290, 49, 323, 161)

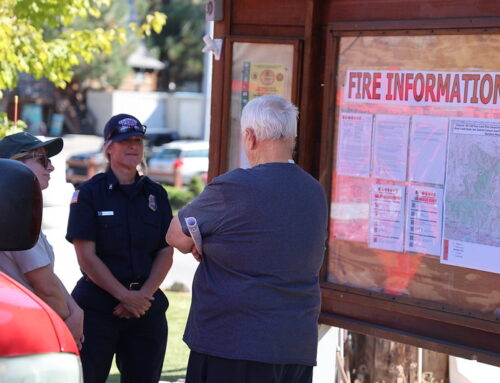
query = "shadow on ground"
(106, 369, 186, 383)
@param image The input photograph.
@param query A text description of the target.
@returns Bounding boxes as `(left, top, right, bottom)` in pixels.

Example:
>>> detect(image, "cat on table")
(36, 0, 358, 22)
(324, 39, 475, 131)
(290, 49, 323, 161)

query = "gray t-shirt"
(0, 232, 54, 291)
(179, 162, 328, 365)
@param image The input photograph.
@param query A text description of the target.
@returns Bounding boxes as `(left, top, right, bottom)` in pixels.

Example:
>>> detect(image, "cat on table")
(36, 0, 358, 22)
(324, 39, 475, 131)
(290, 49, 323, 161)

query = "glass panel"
(328, 34, 500, 317)
(228, 42, 294, 170)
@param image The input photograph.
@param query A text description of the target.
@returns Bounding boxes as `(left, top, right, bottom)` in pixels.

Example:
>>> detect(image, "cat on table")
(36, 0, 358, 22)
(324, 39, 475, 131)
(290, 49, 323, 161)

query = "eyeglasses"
(107, 124, 147, 140)
(20, 153, 52, 169)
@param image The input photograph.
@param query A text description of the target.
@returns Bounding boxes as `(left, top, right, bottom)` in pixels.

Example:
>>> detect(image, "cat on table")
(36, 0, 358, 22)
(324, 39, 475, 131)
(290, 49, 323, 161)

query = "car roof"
(161, 140, 209, 151)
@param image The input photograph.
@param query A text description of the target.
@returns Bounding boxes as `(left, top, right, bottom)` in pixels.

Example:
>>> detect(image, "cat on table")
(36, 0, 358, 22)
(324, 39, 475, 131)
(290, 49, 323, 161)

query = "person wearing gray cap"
(0, 132, 84, 349)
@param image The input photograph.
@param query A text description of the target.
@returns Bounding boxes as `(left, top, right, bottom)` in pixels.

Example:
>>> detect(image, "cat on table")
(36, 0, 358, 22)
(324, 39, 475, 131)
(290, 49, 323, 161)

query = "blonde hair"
(10, 147, 47, 161)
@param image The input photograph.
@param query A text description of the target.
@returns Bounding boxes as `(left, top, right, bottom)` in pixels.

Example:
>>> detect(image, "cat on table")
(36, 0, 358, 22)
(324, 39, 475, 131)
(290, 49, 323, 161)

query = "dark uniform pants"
(80, 308, 167, 383)
(185, 350, 313, 383)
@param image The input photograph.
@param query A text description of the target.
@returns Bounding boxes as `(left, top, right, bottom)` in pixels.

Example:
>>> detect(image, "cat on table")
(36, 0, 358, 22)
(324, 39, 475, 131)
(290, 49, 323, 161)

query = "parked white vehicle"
(147, 140, 209, 185)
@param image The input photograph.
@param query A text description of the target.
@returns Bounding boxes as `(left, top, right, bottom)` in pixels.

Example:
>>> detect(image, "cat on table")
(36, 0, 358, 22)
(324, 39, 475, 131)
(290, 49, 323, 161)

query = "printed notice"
(369, 184, 406, 252)
(241, 62, 287, 108)
(331, 175, 371, 243)
(371, 114, 410, 182)
(336, 113, 373, 178)
(404, 185, 444, 256)
(441, 118, 500, 274)
(408, 115, 449, 185)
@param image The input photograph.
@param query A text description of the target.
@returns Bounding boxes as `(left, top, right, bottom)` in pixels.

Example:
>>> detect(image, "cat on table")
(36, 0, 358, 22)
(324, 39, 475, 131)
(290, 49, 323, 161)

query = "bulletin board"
(320, 27, 500, 364)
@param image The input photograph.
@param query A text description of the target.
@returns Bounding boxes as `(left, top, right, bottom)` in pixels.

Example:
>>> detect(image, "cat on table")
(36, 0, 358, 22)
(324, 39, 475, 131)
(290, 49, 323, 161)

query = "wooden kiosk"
(206, 0, 500, 370)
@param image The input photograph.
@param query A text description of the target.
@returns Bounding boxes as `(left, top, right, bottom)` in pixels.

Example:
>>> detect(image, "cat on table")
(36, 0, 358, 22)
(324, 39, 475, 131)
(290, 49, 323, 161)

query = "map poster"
(404, 185, 444, 256)
(371, 114, 410, 182)
(441, 118, 500, 274)
(369, 184, 406, 252)
(336, 112, 373, 178)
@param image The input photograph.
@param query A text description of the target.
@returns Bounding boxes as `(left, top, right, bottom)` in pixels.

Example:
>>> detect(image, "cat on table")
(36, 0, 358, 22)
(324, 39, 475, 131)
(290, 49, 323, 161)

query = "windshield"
(157, 149, 181, 160)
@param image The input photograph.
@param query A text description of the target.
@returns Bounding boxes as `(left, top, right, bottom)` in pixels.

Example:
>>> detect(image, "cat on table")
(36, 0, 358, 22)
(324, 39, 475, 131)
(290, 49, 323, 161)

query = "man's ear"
(244, 128, 257, 150)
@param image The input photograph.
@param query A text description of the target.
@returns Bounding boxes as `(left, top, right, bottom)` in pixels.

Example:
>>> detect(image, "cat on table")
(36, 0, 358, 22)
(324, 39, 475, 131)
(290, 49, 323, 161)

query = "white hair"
(240, 95, 298, 141)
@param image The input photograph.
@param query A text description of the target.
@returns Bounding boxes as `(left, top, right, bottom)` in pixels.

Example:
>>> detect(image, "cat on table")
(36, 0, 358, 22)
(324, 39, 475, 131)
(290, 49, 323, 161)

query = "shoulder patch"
(70, 190, 80, 204)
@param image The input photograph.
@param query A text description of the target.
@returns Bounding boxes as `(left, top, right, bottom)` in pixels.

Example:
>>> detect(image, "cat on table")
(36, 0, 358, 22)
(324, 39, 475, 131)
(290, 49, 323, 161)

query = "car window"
(181, 149, 209, 158)
(158, 149, 181, 159)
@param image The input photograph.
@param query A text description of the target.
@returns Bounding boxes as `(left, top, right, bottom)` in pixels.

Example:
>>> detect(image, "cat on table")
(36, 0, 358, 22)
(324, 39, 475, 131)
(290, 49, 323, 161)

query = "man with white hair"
(167, 94, 328, 383)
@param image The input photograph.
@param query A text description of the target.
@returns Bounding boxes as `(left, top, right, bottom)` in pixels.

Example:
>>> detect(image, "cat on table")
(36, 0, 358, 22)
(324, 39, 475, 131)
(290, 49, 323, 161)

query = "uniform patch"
(71, 190, 80, 204)
(148, 194, 157, 212)
(98, 211, 114, 216)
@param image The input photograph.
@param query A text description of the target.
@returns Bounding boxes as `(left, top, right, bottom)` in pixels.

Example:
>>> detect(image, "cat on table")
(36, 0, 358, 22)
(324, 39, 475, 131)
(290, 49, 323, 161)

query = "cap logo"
(118, 118, 138, 127)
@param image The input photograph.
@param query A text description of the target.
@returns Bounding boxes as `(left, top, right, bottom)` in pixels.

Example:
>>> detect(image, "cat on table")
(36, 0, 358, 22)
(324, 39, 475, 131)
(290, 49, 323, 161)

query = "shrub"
(164, 185, 193, 210)
(187, 174, 205, 197)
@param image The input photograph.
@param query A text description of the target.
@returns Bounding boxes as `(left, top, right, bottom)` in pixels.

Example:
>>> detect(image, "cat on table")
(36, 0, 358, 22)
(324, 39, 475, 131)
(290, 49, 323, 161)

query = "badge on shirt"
(70, 190, 80, 204)
(148, 194, 157, 212)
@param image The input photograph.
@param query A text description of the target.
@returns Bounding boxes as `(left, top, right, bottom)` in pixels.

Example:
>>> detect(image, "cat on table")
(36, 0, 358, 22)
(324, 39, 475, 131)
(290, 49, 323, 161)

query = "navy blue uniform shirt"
(66, 169, 173, 283)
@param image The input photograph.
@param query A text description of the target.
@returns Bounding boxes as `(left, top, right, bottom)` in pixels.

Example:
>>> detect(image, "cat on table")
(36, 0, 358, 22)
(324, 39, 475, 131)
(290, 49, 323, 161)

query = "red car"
(0, 159, 82, 382)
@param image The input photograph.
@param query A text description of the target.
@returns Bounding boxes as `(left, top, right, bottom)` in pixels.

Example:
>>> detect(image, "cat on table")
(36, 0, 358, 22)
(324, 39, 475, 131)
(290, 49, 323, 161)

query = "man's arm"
(24, 266, 70, 320)
(166, 216, 194, 253)
(73, 239, 153, 318)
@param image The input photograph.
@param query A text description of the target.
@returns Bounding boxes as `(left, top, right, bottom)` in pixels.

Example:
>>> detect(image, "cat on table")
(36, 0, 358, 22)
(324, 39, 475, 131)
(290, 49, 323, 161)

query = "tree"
(0, 0, 166, 136)
(0, 0, 166, 97)
(149, 0, 205, 91)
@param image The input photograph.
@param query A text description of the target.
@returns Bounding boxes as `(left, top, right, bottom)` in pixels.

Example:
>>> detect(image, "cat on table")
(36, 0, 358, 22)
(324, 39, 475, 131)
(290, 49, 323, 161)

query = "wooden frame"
(319, 20, 500, 366)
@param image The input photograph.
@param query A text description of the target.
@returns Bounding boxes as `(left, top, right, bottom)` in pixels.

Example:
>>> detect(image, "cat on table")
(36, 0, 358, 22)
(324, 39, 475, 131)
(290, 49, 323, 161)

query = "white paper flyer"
(368, 184, 406, 252)
(404, 185, 444, 256)
(336, 112, 373, 178)
(371, 114, 410, 182)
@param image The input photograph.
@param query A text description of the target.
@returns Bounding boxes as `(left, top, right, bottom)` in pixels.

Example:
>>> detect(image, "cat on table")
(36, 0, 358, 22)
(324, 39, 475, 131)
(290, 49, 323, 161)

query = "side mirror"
(0, 159, 42, 250)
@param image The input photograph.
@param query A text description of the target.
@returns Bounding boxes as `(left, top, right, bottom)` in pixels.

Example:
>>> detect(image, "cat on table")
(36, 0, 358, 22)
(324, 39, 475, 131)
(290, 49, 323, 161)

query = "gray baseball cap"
(0, 132, 63, 159)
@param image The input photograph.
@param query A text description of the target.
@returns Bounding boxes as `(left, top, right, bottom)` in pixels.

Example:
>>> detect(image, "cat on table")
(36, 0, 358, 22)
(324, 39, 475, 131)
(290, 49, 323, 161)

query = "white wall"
(87, 91, 113, 135)
(87, 90, 205, 138)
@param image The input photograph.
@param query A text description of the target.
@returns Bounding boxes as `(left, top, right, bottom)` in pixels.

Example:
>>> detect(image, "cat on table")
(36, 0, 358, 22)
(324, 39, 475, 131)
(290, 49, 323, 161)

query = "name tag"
(98, 211, 114, 216)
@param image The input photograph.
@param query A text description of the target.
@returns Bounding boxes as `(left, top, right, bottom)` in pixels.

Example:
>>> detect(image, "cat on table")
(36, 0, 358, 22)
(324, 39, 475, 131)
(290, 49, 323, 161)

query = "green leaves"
(0, 0, 166, 95)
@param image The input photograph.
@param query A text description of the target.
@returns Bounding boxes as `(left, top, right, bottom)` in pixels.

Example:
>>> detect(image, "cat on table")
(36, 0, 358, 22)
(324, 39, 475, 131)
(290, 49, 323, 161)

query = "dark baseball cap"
(104, 114, 147, 143)
(0, 132, 63, 159)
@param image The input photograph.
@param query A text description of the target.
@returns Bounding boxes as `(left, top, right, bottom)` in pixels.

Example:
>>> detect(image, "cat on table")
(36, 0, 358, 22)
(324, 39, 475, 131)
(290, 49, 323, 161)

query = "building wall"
(87, 90, 205, 139)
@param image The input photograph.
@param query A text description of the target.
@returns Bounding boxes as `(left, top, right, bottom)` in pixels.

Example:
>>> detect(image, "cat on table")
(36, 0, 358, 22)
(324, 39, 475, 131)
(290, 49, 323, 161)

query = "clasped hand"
(113, 290, 154, 319)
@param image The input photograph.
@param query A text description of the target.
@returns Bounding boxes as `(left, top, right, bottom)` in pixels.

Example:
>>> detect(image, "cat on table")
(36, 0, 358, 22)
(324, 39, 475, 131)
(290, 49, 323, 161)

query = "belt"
(83, 275, 145, 291)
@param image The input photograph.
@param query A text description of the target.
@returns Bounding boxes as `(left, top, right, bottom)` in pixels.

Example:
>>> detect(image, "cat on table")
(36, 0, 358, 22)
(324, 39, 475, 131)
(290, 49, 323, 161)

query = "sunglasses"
(107, 124, 147, 140)
(20, 153, 52, 169)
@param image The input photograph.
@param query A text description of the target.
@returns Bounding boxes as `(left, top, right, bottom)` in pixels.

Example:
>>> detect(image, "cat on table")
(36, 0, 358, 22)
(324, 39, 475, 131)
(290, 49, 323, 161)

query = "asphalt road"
(42, 134, 198, 293)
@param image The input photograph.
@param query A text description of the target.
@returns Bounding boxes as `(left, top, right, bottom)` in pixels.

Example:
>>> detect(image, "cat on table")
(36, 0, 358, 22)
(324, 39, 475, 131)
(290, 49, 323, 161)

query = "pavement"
(41, 134, 198, 293)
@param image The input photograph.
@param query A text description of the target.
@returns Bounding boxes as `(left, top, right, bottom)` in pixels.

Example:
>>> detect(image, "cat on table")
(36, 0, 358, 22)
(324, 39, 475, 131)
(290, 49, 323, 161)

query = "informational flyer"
(241, 62, 287, 107)
(371, 114, 410, 182)
(408, 115, 449, 185)
(404, 185, 444, 256)
(369, 184, 406, 252)
(441, 118, 500, 274)
(331, 175, 371, 243)
(336, 112, 373, 178)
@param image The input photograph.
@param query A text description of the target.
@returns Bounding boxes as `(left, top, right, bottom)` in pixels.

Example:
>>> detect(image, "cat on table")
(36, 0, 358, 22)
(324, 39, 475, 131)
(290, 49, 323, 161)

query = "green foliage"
(0, 114, 26, 139)
(149, 0, 205, 91)
(0, 0, 166, 96)
(164, 185, 194, 210)
(168, 281, 190, 292)
(187, 174, 205, 197)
